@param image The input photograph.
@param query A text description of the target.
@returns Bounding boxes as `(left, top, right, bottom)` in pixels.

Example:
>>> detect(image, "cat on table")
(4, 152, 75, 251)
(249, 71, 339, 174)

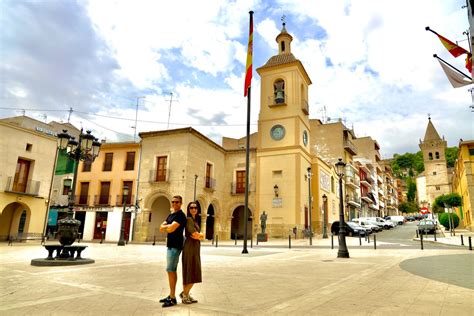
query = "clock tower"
(255, 22, 312, 237)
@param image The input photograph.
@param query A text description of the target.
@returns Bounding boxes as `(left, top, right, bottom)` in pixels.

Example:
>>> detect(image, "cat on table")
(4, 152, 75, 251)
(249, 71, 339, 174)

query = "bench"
(44, 245, 88, 260)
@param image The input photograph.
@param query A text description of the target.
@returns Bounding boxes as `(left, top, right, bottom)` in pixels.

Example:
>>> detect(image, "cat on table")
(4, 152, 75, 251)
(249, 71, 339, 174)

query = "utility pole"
(133, 96, 146, 142)
(165, 92, 178, 129)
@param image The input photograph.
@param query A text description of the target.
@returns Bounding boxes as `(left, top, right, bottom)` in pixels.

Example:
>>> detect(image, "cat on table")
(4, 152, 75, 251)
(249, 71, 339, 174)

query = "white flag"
(438, 59, 472, 88)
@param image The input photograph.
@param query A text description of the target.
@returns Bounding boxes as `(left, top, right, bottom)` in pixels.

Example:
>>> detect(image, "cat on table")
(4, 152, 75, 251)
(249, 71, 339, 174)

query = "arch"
(428, 152, 433, 160)
(205, 203, 215, 240)
(273, 79, 285, 104)
(0, 202, 31, 240)
(230, 205, 253, 240)
(148, 195, 171, 241)
(435, 152, 440, 159)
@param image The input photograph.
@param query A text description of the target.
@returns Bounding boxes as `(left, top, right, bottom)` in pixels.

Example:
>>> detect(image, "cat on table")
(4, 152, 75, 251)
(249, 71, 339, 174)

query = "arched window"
(281, 41, 286, 52)
(435, 152, 440, 159)
(274, 79, 285, 104)
(428, 152, 433, 160)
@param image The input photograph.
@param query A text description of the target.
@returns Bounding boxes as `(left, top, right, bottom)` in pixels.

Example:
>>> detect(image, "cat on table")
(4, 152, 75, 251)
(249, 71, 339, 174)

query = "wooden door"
(13, 159, 30, 193)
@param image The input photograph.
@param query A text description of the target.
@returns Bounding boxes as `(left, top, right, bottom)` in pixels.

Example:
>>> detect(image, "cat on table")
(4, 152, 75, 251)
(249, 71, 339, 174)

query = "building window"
(274, 79, 285, 104)
(13, 158, 31, 193)
(62, 179, 72, 196)
(433, 171, 437, 175)
(26, 143, 32, 151)
(281, 41, 285, 52)
(125, 152, 135, 171)
(79, 182, 89, 205)
(469, 148, 474, 156)
(236, 170, 246, 194)
(428, 152, 433, 160)
(435, 152, 440, 159)
(99, 182, 111, 205)
(82, 160, 92, 172)
(103, 153, 113, 171)
(205, 163, 213, 188)
(122, 181, 133, 205)
(436, 186, 440, 190)
(156, 156, 168, 181)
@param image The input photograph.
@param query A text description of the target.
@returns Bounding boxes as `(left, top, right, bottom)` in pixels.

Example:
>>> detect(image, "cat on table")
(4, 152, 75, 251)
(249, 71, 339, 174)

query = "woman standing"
(181, 201, 204, 304)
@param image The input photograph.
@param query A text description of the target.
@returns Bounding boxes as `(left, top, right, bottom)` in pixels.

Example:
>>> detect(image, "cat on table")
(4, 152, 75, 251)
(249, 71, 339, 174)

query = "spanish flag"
(244, 11, 254, 97)
(435, 33, 469, 58)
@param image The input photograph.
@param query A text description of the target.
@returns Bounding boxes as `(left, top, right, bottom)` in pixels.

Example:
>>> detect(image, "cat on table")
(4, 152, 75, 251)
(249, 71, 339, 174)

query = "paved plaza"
(1, 234, 473, 316)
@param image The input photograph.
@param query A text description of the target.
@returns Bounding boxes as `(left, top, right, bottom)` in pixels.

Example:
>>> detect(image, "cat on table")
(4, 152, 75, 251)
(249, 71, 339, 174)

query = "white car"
(352, 218, 382, 232)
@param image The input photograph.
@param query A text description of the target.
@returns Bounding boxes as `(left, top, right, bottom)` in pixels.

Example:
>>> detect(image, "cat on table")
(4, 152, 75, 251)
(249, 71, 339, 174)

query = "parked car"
(331, 221, 366, 237)
(352, 218, 381, 232)
(417, 219, 437, 234)
(375, 217, 395, 229)
(406, 216, 416, 222)
(386, 215, 405, 225)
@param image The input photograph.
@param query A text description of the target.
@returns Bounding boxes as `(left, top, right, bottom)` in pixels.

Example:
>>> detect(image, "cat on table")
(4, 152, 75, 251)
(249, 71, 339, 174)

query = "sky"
(1, 0, 473, 158)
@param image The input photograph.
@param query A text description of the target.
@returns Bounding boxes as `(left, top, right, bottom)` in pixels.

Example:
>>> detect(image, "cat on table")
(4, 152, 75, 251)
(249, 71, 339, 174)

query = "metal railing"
(149, 169, 170, 183)
(205, 177, 216, 190)
(345, 175, 360, 188)
(94, 195, 111, 206)
(4, 177, 40, 196)
(115, 194, 134, 206)
(231, 182, 253, 194)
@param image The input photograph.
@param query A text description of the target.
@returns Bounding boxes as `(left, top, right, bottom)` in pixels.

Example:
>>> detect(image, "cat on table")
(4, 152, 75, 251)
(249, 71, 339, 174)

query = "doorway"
(231, 206, 252, 240)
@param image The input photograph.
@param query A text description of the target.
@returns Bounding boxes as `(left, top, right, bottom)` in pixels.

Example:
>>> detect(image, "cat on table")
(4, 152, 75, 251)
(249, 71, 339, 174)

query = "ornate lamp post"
(322, 194, 328, 238)
(118, 185, 129, 246)
(335, 158, 350, 258)
(57, 129, 101, 247)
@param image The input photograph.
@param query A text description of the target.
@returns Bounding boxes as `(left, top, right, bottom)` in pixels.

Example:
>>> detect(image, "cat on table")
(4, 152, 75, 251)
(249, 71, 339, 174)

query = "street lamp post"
(322, 194, 328, 239)
(335, 158, 350, 258)
(194, 175, 198, 201)
(118, 185, 129, 246)
(57, 129, 101, 247)
(307, 167, 313, 246)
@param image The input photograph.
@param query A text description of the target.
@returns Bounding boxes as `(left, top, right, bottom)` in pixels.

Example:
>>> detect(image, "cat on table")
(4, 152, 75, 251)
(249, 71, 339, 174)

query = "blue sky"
(1, 0, 472, 157)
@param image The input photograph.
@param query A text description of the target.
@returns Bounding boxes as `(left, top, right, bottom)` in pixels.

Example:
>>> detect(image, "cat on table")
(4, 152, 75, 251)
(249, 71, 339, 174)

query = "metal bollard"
(416, 230, 419, 238)
(100, 231, 105, 244)
(420, 233, 424, 250)
(359, 234, 362, 246)
(215, 235, 218, 248)
(469, 237, 472, 251)
(434, 229, 437, 241)
(374, 234, 377, 250)
(251, 238, 253, 248)
(256, 237, 259, 246)
(212, 237, 214, 245)
(152, 235, 156, 246)
(289, 235, 291, 249)
(235, 236, 237, 245)
(461, 235, 464, 246)
(331, 234, 334, 249)
(367, 234, 370, 244)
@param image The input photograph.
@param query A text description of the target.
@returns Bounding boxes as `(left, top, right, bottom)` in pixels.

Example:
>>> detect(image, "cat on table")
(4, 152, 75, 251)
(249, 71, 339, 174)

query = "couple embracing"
(159, 195, 203, 307)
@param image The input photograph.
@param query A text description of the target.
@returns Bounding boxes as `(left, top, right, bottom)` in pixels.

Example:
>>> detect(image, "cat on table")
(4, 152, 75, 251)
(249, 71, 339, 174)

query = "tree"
(439, 212, 460, 229)
(433, 193, 462, 210)
(445, 147, 458, 168)
(406, 178, 416, 202)
(398, 201, 419, 214)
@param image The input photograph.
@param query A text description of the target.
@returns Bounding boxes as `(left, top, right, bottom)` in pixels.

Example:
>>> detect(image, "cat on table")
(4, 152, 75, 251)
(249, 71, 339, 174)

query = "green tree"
(414, 151, 424, 174)
(398, 201, 419, 214)
(445, 147, 458, 168)
(433, 193, 462, 211)
(406, 178, 416, 202)
(438, 212, 460, 229)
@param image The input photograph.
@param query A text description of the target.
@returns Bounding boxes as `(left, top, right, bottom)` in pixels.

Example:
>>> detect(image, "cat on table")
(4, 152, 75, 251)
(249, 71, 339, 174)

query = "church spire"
(276, 17, 293, 55)
(423, 117, 442, 142)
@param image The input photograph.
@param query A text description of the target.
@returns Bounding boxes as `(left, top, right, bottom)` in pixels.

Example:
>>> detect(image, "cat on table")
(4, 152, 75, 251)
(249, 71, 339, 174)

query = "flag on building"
(244, 12, 254, 97)
(436, 57, 472, 88)
(435, 33, 469, 58)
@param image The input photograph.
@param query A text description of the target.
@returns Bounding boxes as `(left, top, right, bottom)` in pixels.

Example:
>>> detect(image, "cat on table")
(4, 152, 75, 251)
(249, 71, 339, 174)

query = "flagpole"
(433, 54, 472, 79)
(242, 10, 253, 254)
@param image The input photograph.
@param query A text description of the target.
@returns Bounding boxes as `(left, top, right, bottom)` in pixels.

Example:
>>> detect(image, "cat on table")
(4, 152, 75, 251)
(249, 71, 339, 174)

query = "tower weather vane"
(281, 15, 286, 25)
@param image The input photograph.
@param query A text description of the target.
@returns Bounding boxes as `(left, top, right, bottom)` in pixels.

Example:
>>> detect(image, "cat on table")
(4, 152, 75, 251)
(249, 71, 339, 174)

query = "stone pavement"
(0, 240, 473, 316)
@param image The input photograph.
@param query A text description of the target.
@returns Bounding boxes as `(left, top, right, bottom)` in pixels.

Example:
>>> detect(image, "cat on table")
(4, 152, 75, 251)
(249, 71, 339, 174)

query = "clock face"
(270, 124, 285, 141)
(303, 130, 308, 146)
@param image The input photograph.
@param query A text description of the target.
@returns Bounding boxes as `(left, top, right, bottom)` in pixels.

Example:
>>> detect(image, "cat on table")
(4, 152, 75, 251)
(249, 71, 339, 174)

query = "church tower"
(255, 22, 312, 237)
(419, 117, 451, 205)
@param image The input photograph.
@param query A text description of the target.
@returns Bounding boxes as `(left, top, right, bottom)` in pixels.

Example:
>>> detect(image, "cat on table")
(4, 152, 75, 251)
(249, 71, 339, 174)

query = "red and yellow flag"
(466, 53, 472, 71)
(244, 11, 254, 97)
(436, 33, 469, 58)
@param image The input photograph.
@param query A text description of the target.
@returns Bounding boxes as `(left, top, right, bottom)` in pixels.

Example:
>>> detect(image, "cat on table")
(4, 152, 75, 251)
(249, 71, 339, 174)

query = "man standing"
(159, 195, 187, 307)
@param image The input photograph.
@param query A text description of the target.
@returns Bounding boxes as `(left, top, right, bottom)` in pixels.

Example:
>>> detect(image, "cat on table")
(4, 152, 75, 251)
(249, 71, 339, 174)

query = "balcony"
(205, 177, 216, 191)
(115, 194, 134, 206)
(4, 177, 40, 196)
(379, 201, 385, 208)
(345, 175, 360, 188)
(377, 175, 383, 184)
(346, 194, 361, 208)
(268, 95, 287, 107)
(378, 188, 385, 197)
(343, 139, 357, 155)
(361, 194, 373, 203)
(360, 177, 371, 187)
(231, 182, 253, 195)
(149, 169, 170, 183)
(94, 195, 111, 206)
(74, 195, 90, 206)
(301, 100, 309, 115)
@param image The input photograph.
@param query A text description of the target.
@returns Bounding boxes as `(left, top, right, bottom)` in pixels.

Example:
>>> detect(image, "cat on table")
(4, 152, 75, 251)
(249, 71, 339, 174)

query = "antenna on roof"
(165, 92, 178, 129)
(133, 96, 146, 142)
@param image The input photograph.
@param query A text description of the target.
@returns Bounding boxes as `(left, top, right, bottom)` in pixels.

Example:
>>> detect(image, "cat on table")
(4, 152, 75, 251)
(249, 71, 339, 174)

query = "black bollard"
(256, 237, 259, 246)
(100, 231, 104, 244)
(251, 238, 253, 248)
(331, 233, 334, 249)
(374, 234, 377, 250)
(212, 238, 214, 245)
(152, 235, 156, 246)
(469, 237, 472, 251)
(416, 230, 419, 238)
(461, 235, 464, 246)
(289, 235, 291, 249)
(215, 235, 218, 248)
(235, 235, 237, 245)
(420, 233, 424, 250)
(367, 234, 370, 244)
(359, 233, 362, 246)
(434, 229, 437, 241)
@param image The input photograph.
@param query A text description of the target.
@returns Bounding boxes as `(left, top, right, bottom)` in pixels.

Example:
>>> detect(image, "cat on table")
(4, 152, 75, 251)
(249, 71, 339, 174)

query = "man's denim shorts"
(166, 247, 182, 272)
